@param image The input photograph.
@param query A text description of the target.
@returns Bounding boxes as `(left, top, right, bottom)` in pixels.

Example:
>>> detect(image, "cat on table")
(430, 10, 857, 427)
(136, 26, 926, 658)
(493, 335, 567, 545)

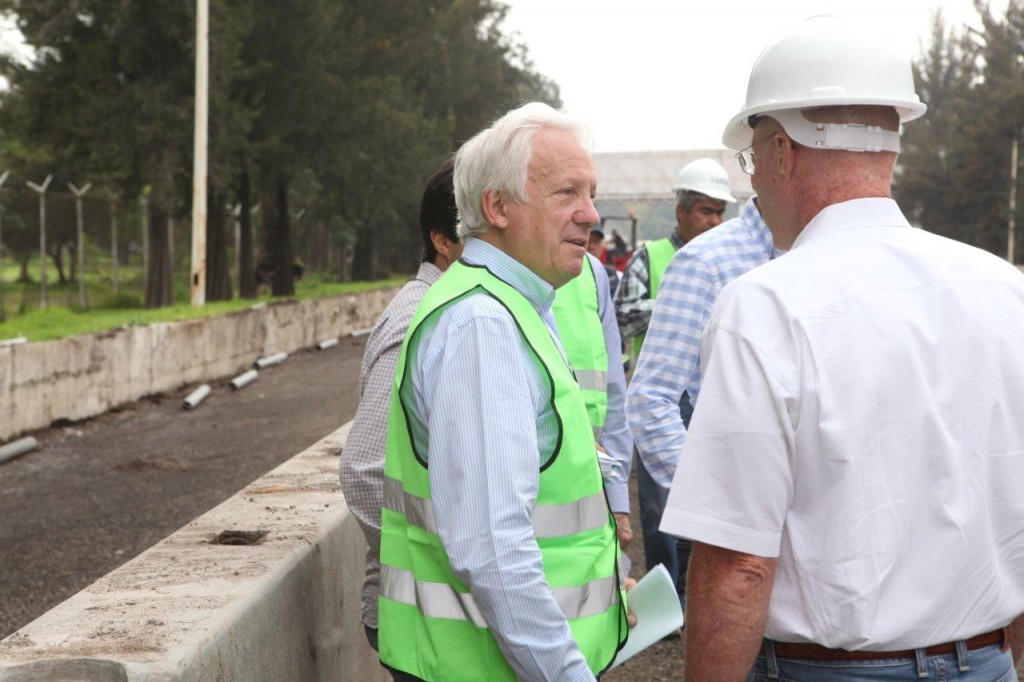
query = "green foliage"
(0, 274, 405, 342)
(0, 0, 560, 308)
(895, 1, 1024, 258)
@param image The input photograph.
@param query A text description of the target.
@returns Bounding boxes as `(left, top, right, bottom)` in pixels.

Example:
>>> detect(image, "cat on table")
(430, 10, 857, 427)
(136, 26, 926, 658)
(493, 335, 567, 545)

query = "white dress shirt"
(662, 198, 1024, 650)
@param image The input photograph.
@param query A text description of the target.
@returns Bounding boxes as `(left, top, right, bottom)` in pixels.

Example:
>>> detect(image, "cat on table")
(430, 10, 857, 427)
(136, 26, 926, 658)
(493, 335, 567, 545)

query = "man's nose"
(577, 197, 600, 227)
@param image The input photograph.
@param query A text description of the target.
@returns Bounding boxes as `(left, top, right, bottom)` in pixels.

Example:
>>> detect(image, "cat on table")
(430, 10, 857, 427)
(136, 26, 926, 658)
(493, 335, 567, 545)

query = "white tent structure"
(592, 149, 753, 247)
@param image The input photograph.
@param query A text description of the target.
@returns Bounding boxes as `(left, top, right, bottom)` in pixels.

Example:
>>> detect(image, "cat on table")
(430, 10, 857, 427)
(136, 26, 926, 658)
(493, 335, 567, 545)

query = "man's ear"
(774, 132, 795, 177)
(480, 189, 509, 230)
(675, 202, 688, 223)
(430, 229, 456, 259)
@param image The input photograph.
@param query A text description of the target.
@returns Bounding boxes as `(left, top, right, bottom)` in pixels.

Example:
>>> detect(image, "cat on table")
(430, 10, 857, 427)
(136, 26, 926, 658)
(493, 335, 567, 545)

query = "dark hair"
(420, 158, 459, 263)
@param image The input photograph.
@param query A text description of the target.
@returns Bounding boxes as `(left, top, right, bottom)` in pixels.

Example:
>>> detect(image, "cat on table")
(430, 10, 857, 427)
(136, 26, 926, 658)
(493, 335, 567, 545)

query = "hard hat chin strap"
(773, 109, 900, 153)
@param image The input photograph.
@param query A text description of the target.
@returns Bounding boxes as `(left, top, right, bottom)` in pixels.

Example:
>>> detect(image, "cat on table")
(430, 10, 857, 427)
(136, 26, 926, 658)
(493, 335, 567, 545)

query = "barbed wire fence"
(0, 174, 360, 321)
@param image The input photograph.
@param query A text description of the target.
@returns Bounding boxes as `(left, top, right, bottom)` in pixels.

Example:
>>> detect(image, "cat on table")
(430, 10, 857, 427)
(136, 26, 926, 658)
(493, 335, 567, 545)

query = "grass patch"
(0, 273, 406, 342)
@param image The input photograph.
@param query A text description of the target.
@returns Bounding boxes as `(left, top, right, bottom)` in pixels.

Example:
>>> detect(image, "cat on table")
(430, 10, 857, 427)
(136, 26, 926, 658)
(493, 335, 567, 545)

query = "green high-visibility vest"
(378, 261, 627, 681)
(553, 256, 608, 437)
(631, 238, 678, 363)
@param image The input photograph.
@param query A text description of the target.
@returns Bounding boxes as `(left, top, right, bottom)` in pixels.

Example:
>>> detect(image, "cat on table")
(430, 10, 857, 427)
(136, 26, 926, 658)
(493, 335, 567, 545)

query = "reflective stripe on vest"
(552, 256, 609, 431)
(384, 476, 609, 538)
(381, 565, 620, 627)
(631, 238, 678, 362)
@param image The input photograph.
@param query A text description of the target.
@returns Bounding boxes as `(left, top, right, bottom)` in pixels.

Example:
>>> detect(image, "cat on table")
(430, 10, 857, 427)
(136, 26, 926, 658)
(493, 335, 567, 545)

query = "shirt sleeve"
(338, 299, 414, 627)
(659, 317, 795, 558)
(416, 301, 596, 682)
(613, 247, 655, 339)
(626, 249, 717, 489)
(592, 257, 632, 513)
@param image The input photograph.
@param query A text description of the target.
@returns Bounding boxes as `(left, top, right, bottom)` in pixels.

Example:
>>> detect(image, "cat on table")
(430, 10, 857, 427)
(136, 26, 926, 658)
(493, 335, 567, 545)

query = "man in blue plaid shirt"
(625, 195, 779, 611)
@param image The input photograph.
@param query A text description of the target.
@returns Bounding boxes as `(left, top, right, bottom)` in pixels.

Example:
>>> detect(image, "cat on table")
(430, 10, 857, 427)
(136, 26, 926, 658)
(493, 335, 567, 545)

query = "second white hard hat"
(672, 158, 736, 203)
(721, 15, 927, 150)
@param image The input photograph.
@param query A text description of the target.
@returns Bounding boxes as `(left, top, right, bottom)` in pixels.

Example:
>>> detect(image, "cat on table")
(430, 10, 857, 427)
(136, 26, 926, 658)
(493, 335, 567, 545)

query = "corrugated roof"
(593, 149, 753, 202)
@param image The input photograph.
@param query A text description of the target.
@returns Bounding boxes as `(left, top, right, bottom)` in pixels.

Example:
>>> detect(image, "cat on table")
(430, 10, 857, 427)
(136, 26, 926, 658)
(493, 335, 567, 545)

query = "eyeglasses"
(736, 146, 756, 175)
(736, 120, 780, 175)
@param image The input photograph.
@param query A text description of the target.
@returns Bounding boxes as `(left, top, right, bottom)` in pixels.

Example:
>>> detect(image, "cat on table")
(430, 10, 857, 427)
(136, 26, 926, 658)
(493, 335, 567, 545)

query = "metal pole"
(26, 175, 53, 308)
(110, 198, 119, 294)
(69, 181, 93, 308)
(0, 170, 9, 322)
(190, 0, 209, 306)
(140, 194, 149, 287)
(1009, 130, 1019, 265)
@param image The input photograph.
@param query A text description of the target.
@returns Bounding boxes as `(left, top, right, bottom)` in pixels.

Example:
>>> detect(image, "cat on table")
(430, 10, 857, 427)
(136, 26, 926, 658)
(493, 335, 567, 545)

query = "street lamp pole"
(190, 0, 209, 306)
(1009, 128, 1019, 265)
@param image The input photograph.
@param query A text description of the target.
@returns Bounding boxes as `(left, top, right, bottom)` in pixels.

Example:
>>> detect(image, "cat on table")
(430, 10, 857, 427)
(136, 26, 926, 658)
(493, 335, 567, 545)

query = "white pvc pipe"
(182, 384, 211, 410)
(316, 338, 339, 351)
(230, 369, 258, 390)
(350, 327, 373, 338)
(254, 352, 288, 369)
(0, 436, 38, 465)
(0, 336, 27, 347)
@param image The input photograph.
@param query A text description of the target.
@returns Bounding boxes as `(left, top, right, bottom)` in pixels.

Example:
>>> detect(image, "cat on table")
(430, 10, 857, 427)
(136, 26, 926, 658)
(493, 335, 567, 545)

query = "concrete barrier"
(0, 288, 399, 443)
(0, 422, 390, 682)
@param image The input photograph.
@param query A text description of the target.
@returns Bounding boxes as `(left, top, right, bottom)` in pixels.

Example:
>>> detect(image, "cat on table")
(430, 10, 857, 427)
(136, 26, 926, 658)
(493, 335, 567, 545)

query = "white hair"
(453, 102, 592, 240)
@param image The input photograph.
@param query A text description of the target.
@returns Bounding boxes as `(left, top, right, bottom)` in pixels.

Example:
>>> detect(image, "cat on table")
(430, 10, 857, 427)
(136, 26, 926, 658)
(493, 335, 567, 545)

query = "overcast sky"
(500, 0, 1001, 152)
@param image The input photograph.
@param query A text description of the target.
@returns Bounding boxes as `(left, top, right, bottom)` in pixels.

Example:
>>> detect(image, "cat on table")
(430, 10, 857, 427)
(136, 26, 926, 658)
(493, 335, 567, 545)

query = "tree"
(896, 1, 1024, 258)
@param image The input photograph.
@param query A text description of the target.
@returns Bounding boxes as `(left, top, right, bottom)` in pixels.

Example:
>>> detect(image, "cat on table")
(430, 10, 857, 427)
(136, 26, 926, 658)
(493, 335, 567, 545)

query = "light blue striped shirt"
(401, 237, 596, 682)
(626, 198, 779, 488)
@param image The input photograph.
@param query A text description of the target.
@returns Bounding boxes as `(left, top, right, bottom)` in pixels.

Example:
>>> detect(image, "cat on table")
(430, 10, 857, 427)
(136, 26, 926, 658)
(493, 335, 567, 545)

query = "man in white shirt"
(662, 16, 1024, 681)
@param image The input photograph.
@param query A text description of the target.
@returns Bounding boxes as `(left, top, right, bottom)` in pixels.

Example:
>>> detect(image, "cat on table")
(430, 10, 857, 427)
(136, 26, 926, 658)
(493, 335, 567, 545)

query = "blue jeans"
(636, 451, 686, 608)
(750, 642, 1017, 681)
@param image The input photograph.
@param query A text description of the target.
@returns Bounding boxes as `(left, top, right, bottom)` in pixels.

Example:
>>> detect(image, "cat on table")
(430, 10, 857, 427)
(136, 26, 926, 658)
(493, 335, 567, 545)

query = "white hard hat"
(722, 15, 927, 150)
(672, 158, 736, 203)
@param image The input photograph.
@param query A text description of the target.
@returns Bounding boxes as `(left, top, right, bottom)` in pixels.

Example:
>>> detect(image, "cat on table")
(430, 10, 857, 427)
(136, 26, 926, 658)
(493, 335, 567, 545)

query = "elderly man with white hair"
(376, 102, 629, 682)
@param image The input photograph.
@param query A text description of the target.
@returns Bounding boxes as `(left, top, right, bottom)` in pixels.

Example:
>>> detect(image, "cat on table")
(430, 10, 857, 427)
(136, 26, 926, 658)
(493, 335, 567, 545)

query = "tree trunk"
(145, 201, 174, 309)
(259, 164, 294, 297)
(205, 187, 232, 301)
(238, 161, 257, 299)
(51, 243, 68, 284)
(351, 225, 378, 281)
(18, 253, 31, 283)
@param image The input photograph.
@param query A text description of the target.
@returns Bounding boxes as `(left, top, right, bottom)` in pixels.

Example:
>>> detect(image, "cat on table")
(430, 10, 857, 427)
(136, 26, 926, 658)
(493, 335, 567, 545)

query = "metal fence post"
(69, 181, 93, 308)
(26, 175, 53, 308)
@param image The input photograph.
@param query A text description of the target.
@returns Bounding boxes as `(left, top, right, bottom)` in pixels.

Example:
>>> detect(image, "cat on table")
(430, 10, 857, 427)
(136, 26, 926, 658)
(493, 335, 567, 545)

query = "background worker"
(625, 193, 775, 612)
(613, 156, 735, 609)
(338, 158, 462, 673)
(663, 16, 1024, 680)
(552, 251, 633, 548)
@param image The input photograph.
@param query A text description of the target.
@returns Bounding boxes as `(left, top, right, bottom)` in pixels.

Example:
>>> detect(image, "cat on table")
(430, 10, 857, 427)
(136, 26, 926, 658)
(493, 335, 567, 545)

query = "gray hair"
(454, 102, 592, 240)
(675, 189, 710, 212)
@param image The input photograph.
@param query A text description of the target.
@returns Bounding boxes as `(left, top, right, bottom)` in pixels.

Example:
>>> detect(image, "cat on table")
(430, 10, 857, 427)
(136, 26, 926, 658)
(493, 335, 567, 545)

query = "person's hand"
(623, 577, 638, 628)
(614, 512, 633, 548)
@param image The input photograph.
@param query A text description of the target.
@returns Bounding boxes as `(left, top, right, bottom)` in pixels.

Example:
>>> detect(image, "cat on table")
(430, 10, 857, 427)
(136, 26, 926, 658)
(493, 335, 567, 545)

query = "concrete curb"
(0, 288, 400, 443)
(0, 422, 389, 682)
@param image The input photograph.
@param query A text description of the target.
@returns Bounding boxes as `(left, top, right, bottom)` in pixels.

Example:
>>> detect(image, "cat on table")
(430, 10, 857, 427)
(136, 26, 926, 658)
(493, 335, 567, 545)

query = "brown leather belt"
(764, 627, 1007, 662)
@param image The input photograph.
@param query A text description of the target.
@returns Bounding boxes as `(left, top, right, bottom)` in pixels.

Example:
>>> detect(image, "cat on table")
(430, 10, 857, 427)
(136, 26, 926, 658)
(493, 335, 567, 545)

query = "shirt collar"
(794, 198, 910, 250)
(460, 237, 556, 313)
(740, 197, 782, 260)
(670, 231, 686, 249)
(416, 261, 443, 285)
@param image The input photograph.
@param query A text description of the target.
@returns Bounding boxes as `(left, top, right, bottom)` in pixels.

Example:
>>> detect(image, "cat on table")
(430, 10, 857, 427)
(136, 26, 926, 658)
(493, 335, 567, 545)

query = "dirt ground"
(0, 337, 367, 639)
